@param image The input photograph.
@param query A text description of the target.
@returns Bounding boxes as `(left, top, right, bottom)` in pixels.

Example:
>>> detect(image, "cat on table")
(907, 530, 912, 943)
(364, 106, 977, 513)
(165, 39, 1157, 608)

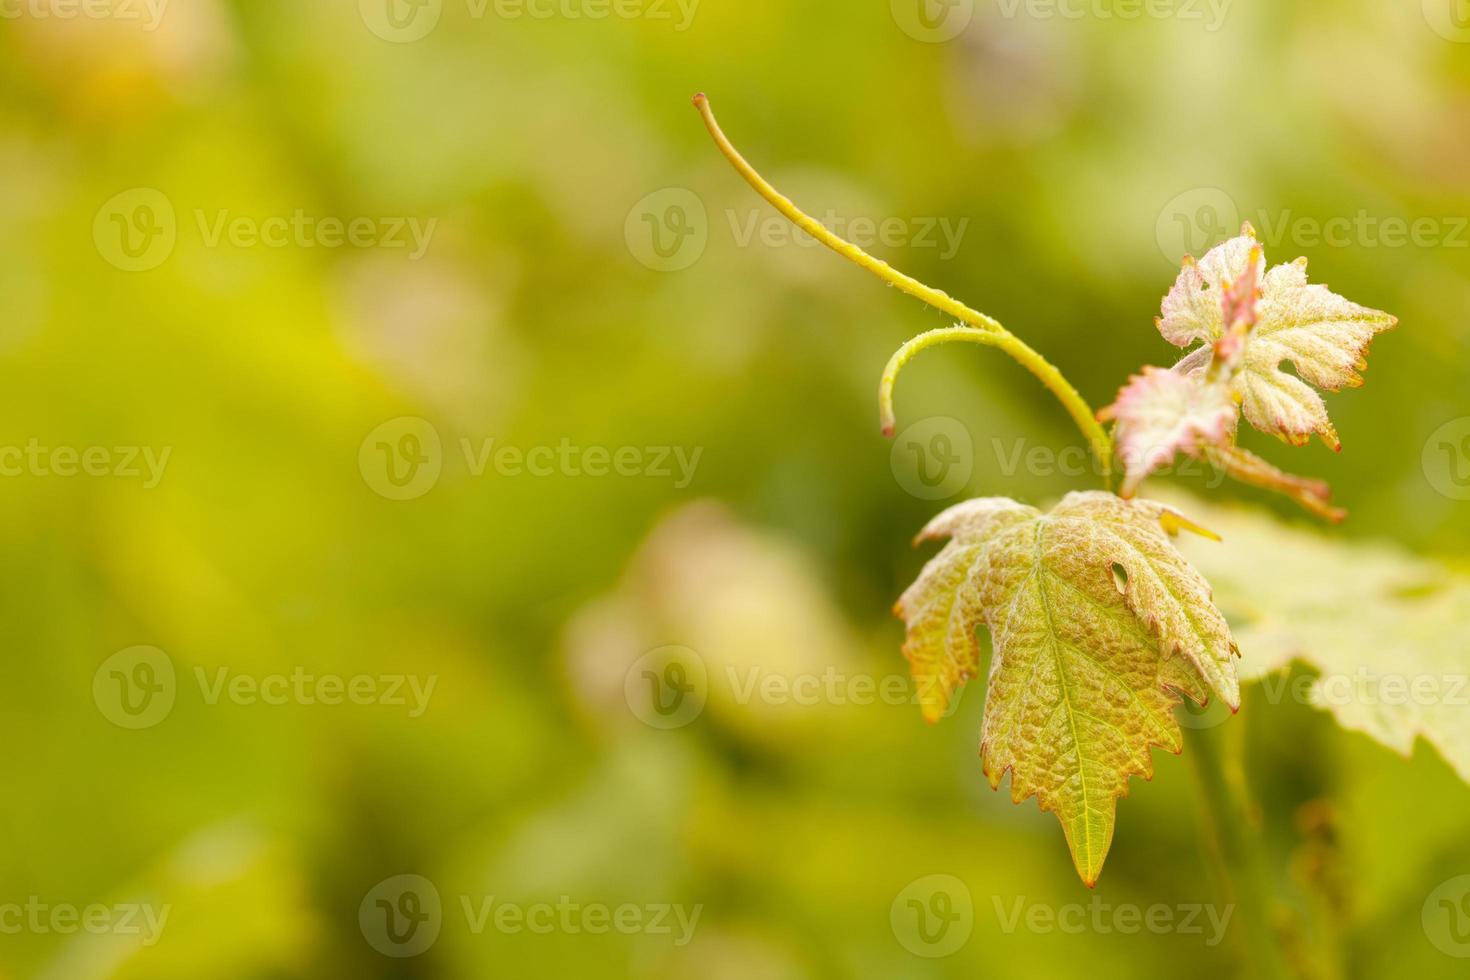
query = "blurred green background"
(1, 0, 1468, 976)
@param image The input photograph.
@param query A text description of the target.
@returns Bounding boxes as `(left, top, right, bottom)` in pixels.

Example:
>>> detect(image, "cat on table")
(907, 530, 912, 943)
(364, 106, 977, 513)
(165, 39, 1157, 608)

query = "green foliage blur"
(1, 0, 1467, 977)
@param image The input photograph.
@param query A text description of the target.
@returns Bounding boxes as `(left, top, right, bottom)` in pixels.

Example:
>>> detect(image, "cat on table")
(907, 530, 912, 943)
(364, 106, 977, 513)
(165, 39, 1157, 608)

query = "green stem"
(693, 93, 1113, 487)
(1187, 726, 1294, 980)
(878, 328, 1113, 475)
(879, 328, 1005, 436)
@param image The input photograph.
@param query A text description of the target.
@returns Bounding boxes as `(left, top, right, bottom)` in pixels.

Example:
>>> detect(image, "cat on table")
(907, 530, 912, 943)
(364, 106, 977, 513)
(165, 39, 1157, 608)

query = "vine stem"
(692, 93, 1113, 486)
(1187, 724, 1297, 980)
(878, 327, 1101, 450)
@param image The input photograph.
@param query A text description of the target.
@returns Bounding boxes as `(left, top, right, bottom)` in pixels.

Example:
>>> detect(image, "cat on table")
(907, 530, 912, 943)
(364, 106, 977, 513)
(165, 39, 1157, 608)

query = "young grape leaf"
(1099, 366, 1237, 497)
(1160, 225, 1396, 450)
(1159, 233, 1265, 348)
(1102, 239, 1267, 499)
(1168, 492, 1470, 785)
(895, 491, 1241, 885)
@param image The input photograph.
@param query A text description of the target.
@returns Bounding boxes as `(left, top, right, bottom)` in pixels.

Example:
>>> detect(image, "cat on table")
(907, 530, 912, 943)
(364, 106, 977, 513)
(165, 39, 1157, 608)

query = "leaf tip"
(1158, 506, 1222, 542)
(981, 756, 1006, 792)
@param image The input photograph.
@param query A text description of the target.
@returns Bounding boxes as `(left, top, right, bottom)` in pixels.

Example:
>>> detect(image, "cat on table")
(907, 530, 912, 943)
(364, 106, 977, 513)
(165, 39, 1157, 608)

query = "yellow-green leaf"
(895, 491, 1241, 884)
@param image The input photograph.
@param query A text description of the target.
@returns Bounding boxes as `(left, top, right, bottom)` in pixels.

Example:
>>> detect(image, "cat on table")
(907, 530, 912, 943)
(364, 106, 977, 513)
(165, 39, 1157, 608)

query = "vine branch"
(693, 93, 1113, 485)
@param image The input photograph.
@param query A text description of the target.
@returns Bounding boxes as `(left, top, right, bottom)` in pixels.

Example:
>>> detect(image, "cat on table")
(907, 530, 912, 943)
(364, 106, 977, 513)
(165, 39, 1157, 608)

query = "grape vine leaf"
(1168, 492, 1470, 785)
(1099, 366, 1237, 497)
(1160, 224, 1397, 450)
(895, 491, 1241, 885)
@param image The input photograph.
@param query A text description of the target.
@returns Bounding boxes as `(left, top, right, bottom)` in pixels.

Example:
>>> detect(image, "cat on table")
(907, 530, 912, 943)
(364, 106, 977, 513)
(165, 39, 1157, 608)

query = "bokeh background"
(1, 0, 1468, 976)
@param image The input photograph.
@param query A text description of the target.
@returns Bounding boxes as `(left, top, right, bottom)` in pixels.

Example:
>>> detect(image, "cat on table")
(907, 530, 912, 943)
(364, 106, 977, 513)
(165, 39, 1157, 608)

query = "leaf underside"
(895, 491, 1240, 884)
